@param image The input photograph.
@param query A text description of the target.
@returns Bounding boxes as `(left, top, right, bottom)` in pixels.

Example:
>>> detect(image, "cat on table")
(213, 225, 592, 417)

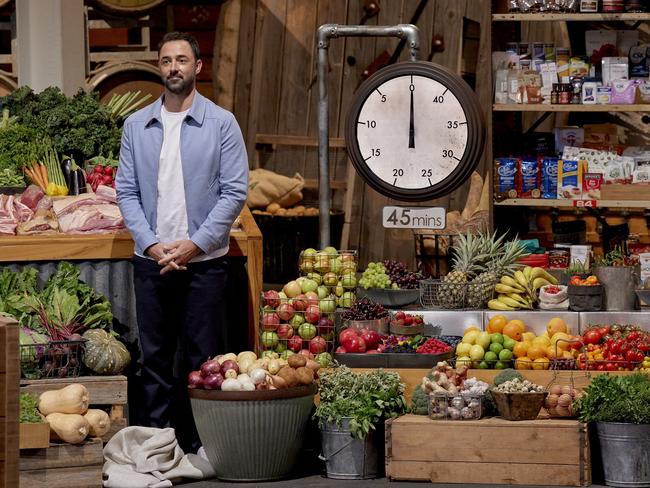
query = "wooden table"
(0, 206, 263, 350)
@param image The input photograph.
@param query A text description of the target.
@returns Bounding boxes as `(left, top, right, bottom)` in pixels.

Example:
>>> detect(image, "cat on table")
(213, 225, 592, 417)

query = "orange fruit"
(527, 345, 546, 361)
(546, 345, 561, 359)
(487, 315, 507, 334)
(513, 341, 532, 358)
(532, 357, 550, 370)
(547, 317, 568, 336)
(515, 357, 532, 370)
(503, 321, 524, 341)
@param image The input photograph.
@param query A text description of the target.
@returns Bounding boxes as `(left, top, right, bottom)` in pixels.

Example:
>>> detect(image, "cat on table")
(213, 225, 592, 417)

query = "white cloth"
(155, 106, 227, 262)
(103, 426, 215, 488)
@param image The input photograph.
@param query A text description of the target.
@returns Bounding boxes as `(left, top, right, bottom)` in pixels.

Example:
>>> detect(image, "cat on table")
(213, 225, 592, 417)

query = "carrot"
(38, 163, 49, 188)
(24, 167, 44, 189)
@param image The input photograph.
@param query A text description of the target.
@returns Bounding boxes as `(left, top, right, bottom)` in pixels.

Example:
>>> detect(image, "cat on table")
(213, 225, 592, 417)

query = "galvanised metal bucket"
(319, 419, 379, 479)
(593, 266, 639, 311)
(189, 385, 316, 481)
(596, 422, 650, 487)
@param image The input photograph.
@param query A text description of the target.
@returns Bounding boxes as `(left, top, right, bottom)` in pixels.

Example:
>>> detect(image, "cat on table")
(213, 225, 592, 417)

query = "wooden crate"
(1, 316, 20, 488)
(19, 423, 50, 450)
(19, 437, 103, 488)
(20, 375, 128, 442)
(386, 415, 591, 486)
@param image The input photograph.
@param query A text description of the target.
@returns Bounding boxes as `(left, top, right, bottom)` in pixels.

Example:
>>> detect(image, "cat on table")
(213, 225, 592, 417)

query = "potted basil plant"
(314, 366, 407, 480)
(575, 374, 650, 487)
(593, 248, 639, 310)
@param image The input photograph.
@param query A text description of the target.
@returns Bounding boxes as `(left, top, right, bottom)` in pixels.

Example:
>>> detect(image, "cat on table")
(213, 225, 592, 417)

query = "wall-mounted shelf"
(493, 104, 650, 112)
(494, 198, 650, 208)
(493, 13, 650, 22)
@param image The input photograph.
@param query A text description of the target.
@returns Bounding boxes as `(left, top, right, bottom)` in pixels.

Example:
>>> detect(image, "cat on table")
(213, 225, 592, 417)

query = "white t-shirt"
(153, 106, 227, 262)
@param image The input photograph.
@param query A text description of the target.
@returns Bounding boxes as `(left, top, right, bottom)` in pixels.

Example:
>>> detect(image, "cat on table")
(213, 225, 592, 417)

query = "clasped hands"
(147, 240, 200, 274)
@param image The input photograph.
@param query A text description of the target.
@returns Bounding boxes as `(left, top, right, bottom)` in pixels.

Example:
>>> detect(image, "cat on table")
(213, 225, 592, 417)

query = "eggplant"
(60, 159, 73, 190)
(76, 169, 87, 193)
(70, 169, 80, 195)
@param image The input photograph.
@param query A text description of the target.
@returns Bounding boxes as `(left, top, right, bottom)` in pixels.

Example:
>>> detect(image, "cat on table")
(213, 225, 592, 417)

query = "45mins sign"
(382, 206, 446, 229)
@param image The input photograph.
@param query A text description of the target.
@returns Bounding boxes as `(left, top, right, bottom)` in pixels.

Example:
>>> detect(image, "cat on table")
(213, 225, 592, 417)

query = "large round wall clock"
(87, 0, 165, 15)
(345, 61, 485, 202)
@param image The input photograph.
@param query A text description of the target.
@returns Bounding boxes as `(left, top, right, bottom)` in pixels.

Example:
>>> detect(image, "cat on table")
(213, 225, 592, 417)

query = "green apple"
(307, 272, 322, 285)
(322, 246, 338, 256)
(323, 272, 338, 286)
(484, 351, 498, 363)
(316, 352, 333, 367)
(298, 323, 317, 340)
(275, 342, 287, 353)
(338, 291, 355, 308)
(330, 257, 342, 275)
(301, 278, 318, 294)
(341, 272, 357, 289)
(314, 252, 331, 273)
(261, 331, 279, 348)
(475, 331, 491, 350)
(499, 349, 513, 361)
(289, 313, 304, 329)
(489, 343, 504, 355)
(316, 285, 329, 299)
(503, 336, 517, 351)
(490, 333, 504, 345)
(280, 350, 295, 360)
(302, 248, 318, 257)
(320, 295, 337, 313)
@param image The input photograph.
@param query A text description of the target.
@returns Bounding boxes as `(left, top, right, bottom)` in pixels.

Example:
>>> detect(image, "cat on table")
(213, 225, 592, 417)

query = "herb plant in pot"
(314, 366, 407, 479)
(593, 248, 640, 311)
(575, 374, 650, 487)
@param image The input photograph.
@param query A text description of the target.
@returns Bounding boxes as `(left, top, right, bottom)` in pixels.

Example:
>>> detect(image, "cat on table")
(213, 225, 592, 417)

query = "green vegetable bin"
(189, 385, 316, 481)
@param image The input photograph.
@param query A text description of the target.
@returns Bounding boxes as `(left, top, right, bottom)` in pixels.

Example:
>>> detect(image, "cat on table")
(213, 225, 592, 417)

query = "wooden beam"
(255, 133, 346, 148)
(214, 0, 241, 110)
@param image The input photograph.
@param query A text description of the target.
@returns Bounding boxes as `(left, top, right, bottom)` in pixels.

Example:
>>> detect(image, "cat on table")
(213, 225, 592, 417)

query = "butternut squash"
(83, 409, 111, 437)
(38, 383, 89, 416)
(46, 413, 89, 444)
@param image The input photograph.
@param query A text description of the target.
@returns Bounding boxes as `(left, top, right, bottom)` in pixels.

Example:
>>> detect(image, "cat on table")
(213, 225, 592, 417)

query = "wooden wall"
(219, 0, 493, 268)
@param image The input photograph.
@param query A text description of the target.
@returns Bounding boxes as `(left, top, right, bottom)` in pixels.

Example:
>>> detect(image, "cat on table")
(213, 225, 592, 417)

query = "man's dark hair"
(157, 32, 201, 61)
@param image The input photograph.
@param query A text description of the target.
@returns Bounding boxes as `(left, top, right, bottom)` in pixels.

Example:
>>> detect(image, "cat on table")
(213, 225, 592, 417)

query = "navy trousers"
(132, 255, 228, 453)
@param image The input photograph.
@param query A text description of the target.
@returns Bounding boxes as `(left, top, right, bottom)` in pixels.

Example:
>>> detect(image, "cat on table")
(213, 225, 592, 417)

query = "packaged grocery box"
(582, 172, 603, 199)
(494, 158, 518, 200)
(557, 159, 586, 199)
(517, 159, 541, 198)
(541, 158, 559, 199)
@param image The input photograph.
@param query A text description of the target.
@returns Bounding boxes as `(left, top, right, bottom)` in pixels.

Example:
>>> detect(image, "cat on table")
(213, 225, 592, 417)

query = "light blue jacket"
(116, 91, 249, 256)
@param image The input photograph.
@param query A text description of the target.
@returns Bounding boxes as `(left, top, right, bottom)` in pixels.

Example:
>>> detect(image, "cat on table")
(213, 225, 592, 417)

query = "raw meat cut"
(58, 204, 124, 234)
(95, 185, 117, 203)
(52, 193, 98, 216)
(0, 194, 34, 235)
(20, 185, 44, 210)
(17, 209, 59, 234)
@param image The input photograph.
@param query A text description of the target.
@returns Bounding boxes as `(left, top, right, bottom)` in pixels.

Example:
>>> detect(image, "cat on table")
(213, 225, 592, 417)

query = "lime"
(489, 343, 504, 355)
(495, 360, 507, 369)
(477, 361, 489, 369)
(484, 351, 498, 363)
(499, 349, 513, 361)
(490, 333, 504, 345)
(503, 336, 517, 351)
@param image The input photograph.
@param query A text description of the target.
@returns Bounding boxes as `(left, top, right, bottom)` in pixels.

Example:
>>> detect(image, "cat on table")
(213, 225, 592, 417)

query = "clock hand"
(409, 89, 415, 149)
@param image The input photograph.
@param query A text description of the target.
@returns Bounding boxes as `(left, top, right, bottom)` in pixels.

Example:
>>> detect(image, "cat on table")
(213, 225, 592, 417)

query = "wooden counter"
(0, 207, 263, 350)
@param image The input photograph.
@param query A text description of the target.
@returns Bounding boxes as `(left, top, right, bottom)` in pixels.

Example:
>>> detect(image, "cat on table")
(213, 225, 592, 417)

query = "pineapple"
(466, 232, 529, 308)
(439, 232, 485, 308)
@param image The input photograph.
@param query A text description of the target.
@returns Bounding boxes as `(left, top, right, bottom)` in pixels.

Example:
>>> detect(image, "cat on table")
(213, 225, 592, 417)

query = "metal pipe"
(316, 23, 420, 248)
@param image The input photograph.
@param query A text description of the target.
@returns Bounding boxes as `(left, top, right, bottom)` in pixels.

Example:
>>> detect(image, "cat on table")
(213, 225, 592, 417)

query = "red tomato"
(606, 362, 617, 371)
(627, 331, 642, 341)
(583, 329, 602, 345)
(599, 326, 611, 336)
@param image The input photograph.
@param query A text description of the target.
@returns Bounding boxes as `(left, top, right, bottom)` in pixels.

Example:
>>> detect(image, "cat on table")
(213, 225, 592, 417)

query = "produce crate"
(19, 437, 103, 488)
(0, 316, 20, 488)
(20, 339, 86, 379)
(385, 414, 590, 486)
(19, 423, 50, 449)
(20, 375, 127, 443)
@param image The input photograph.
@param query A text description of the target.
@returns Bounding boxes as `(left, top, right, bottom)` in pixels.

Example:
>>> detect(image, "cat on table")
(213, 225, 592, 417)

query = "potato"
(269, 375, 287, 389)
(277, 366, 299, 387)
(275, 208, 288, 216)
(305, 359, 321, 372)
(295, 367, 314, 385)
(266, 203, 280, 214)
(288, 354, 307, 368)
(557, 393, 572, 407)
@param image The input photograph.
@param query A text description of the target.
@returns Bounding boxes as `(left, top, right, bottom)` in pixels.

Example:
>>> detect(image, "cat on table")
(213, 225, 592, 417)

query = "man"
(115, 31, 248, 454)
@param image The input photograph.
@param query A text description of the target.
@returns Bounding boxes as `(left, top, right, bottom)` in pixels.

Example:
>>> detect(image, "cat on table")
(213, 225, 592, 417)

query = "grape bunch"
(358, 262, 392, 289)
(383, 260, 423, 290)
(342, 297, 388, 321)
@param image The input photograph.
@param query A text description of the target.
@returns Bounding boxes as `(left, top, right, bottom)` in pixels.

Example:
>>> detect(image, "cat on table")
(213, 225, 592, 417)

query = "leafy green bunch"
(314, 366, 407, 439)
(20, 393, 43, 423)
(575, 373, 650, 424)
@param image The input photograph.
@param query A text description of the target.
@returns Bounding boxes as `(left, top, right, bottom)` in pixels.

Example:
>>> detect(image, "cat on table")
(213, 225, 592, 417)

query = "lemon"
(469, 344, 485, 361)
(456, 342, 472, 357)
(463, 330, 480, 345)
(475, 331, 491, 350)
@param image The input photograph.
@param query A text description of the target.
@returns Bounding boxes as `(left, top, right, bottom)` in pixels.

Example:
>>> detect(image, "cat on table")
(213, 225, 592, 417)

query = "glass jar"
(551, 84, 560, 104)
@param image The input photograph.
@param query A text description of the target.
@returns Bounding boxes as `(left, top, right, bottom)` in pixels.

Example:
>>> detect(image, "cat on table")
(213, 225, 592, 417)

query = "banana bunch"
(488, 266, 559, 311)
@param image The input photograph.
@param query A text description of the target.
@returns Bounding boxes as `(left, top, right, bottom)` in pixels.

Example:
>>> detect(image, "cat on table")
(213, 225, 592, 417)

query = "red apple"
(343, 335, 362, 353)
(287, 335, 303, 352)
(305, 304, 320, 324)
(360, 329, 380, 350)
(366, 349, 381, 354)
(305, 291, 320, 307)
(309, 336, 327, 354)
(338, 328, 358, 345)
(404, 314, 414, 326)
(395, 311, 406, 320)
(262, 312, 280, 331)
(263, 290, 281, 309)
(335, 346, 347, 354)
(277, 302, 295, 321)
(292, 294, 308, 312)
(283, 280, 302, 298)
(277, 323, 294, 340)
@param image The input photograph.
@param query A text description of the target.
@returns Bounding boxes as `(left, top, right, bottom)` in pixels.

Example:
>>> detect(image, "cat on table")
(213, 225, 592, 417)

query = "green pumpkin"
(82, 329, 131, 374)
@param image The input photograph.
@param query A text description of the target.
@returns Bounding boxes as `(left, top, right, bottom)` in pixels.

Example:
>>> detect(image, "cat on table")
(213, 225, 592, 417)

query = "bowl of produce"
(491, 378, 547, 421)
(389, 311, 424, 336)
(188, 351, 319, 481)
(357, 260, 422, 306)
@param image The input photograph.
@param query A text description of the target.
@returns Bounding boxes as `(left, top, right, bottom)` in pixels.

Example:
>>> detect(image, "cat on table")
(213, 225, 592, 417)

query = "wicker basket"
(419, 278, 496, 310)
(491, 390, 548, 421)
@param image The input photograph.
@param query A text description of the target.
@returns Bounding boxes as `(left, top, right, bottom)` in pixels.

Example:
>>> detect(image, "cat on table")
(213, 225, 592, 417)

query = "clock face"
(345, 62, 484, 202)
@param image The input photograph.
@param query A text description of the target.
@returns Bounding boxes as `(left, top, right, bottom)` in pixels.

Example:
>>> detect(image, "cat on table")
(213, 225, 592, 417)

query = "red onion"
(188, 371, 204, 389)
(200, 359, 221, 377)
(203, 373, 224, 390)
(220, 359, 239, 375)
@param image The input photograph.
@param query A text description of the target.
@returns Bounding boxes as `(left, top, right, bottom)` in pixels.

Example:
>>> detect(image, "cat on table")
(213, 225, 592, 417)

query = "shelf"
(493, 12, 650, 21)
(493, 103, 650, 112)
(494, 198, 650, 208)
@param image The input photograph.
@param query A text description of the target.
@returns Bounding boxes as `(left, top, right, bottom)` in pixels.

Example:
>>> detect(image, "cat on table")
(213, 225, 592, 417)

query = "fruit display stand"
(385, 415, 590, 486)
(0, 206, 263, 350)
(19, 375, 127, 443)
(0, 315, 19, 488)
(19, 437, 104, 488)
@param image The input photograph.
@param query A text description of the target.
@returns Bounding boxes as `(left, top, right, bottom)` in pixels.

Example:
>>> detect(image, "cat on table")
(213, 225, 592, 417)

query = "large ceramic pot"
(189, 385, 316, 481)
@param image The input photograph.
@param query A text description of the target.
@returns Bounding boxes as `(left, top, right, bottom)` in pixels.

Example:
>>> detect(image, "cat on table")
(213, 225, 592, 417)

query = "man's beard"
(164, 74, 193, 95)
